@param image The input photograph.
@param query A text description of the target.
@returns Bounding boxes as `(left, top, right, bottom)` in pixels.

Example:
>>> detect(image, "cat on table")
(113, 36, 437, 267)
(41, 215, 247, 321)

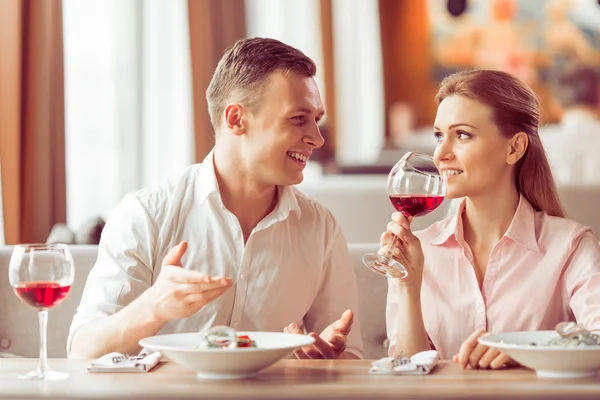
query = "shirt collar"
(430, 195, 541, 252)
(504, 195, 541, 252)
(195, 149, 302, 220)
(195, 149, 221, 205)
(430, 199, 464, 246)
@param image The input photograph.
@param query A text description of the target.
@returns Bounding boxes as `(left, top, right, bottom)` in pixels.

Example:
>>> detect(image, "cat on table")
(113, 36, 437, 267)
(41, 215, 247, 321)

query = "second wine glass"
(9, 244, 75, 380)
(363, 152, 446, 279)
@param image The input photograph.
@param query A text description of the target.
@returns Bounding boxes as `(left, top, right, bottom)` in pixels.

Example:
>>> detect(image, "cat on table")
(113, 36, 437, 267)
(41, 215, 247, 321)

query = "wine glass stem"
(37, 309, 49, 376)
(383, 235, 399, 260)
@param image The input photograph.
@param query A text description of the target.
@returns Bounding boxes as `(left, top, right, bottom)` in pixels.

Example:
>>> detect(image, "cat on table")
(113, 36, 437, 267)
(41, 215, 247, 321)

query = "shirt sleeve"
(302, 220, 365, 359)
(565, 231, 600, 331)
(66, 193, 156, 355)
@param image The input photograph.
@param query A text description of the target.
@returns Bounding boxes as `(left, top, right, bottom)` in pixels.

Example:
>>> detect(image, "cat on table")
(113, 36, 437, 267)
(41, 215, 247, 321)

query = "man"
(68, 37, 363, 360)
(541, 67, 600, 185)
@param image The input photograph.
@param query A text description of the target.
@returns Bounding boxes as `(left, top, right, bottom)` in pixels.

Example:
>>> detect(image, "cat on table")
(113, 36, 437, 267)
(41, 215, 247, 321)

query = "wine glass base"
(363, 253, 408, 279)
(18, 369, 68, 380)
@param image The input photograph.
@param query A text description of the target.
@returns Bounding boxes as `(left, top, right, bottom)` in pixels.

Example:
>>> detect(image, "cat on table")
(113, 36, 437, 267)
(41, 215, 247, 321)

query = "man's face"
(239, 71, 325, 187)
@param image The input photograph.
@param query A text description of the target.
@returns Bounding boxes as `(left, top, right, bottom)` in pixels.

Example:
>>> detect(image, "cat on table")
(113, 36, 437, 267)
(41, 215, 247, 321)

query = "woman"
(382, 70, 600, 370)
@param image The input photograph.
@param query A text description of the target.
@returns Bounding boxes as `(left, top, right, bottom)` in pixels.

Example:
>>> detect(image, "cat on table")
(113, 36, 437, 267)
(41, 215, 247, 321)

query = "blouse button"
(0, 338, 10, 349)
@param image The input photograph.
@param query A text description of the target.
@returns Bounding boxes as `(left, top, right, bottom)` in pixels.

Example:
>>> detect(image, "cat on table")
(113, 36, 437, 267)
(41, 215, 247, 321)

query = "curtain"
(332, 0, 385, 165)
(244, 0, 326, 103)
(188, 0, 247, 162)
(0, 162, 4, 245)
(62, 0, 194, 230)
(0, 0, 67, 244)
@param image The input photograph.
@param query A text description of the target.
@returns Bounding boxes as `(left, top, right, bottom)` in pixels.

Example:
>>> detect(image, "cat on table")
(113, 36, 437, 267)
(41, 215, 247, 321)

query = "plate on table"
(140, 331, 314, 380)
(479, 331, 600, 379)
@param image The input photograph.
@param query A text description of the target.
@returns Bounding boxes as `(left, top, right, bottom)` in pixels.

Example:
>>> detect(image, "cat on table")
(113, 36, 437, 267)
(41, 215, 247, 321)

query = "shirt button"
(0, 338, 10, 349)
(240, 273, 246, 280)
(232, 322, 239, 329)
(477, 305, 484, 313)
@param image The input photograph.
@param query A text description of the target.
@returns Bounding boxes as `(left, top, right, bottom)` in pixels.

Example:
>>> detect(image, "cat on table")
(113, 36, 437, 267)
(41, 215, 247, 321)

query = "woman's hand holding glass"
(379, 213, 425, 284)
(364, 152, 446, 279)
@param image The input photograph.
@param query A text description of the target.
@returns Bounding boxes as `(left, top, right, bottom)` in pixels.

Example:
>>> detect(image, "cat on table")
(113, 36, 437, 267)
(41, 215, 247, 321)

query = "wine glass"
(9, 244, 75, 380)
(363, 152, 446, 278)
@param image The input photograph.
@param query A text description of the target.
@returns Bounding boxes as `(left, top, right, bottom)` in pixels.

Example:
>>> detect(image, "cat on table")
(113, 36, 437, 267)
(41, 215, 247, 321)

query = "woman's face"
(433, 95, 521, 199)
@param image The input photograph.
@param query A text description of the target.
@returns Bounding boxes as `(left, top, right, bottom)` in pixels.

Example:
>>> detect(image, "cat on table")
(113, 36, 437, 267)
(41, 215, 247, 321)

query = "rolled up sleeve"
(303, 222, 364, 359)
(66, 193, 156, 354)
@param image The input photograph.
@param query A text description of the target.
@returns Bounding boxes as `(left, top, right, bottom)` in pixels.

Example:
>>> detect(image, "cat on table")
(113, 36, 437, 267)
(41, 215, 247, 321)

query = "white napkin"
(370, 350, 439, 375)
(87, 352, 162, 373)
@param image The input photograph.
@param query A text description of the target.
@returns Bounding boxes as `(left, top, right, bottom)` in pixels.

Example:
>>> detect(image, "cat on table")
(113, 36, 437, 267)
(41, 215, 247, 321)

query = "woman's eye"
(457, 131, 471, 140)
(291, 116, 305, 124)
(433, 131, 443, 141)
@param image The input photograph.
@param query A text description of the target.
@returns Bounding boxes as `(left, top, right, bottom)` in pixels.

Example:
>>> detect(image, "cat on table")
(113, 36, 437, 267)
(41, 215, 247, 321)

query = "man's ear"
(224, 103, 246, 136)
(507, 132, 528, 165)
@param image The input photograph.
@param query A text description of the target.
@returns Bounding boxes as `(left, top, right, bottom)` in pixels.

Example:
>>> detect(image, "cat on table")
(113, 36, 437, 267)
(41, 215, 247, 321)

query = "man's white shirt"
(67, 151, 364, 358)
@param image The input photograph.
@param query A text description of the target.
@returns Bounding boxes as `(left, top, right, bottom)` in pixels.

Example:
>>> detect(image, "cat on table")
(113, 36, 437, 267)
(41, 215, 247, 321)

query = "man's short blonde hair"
(206, 37, 317, 128)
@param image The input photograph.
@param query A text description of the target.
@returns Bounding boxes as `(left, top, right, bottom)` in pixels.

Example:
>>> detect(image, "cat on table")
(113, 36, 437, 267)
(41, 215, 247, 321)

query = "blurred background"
(1, 0, 600, 245)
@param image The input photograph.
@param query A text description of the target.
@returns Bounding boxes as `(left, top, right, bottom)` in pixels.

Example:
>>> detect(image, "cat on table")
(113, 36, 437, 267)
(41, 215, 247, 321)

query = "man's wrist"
(136, 288, 167, 325)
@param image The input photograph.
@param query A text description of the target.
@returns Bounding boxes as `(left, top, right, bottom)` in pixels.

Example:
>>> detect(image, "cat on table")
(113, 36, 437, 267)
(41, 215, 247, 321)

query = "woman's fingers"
(380, 231, 396, 248)
(380, 243, 409, 265)
(476, 347, 501, 369)
(380, 223, 412, 248)
(386, 220, 406, 239)
(468, 343, 490, 369)
(490, 353, 512, 369)
(454, 330, 516, 370)
(391, 212, 411, 225)
(457, 329, 487, 369)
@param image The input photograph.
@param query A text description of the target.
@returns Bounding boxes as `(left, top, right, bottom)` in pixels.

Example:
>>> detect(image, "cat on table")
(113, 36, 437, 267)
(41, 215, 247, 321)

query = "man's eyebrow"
(289, 107, 325, 116)
(433, 123, 477, 130)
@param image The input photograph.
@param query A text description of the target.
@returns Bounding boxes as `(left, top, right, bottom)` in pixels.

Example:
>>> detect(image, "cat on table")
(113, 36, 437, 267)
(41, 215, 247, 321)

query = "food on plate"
(529, 322, 600, 348)
(198, 326, 257, 349)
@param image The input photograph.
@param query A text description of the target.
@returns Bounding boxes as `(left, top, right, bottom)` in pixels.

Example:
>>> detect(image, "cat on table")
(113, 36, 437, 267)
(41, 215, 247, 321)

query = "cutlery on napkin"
(370, 350, 439, 375)
(87, 352, 162, 373)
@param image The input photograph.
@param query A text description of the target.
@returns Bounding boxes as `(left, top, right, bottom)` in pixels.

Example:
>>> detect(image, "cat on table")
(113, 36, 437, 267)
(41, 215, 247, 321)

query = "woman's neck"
(462, 186, 520, 248)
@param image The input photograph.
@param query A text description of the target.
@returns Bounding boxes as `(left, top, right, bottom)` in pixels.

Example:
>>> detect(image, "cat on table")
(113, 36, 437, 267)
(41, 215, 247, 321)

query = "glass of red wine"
(363, 152, 446, 278)
(9, 244, 74, 380)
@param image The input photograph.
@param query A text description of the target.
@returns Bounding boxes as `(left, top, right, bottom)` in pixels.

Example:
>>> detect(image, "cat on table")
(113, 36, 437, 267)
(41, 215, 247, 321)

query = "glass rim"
(12, 243, 70, 251)
(395, 152, 442, 177)
(12, 243, 71, 254)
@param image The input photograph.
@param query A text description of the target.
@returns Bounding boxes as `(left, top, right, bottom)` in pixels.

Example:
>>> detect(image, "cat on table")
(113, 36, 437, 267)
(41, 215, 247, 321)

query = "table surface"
(1, 359, 599, 400)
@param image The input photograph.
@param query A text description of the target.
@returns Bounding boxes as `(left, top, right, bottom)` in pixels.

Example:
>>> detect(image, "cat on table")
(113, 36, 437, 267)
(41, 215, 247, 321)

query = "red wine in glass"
(14, 282, 71, 309)
(363, 152, 446, 279)
(9, 244, 74, 380)
(389, 194, 444, 218)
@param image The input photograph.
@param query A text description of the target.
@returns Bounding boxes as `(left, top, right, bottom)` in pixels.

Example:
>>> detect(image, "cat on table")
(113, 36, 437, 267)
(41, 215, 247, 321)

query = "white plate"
(479, 331, 600, 379)
(139, 331, 315, 380)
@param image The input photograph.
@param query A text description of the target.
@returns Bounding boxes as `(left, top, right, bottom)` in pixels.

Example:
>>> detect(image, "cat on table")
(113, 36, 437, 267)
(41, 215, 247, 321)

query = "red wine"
(389, 195, 444, 217)
(13, 282, 71, 309)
